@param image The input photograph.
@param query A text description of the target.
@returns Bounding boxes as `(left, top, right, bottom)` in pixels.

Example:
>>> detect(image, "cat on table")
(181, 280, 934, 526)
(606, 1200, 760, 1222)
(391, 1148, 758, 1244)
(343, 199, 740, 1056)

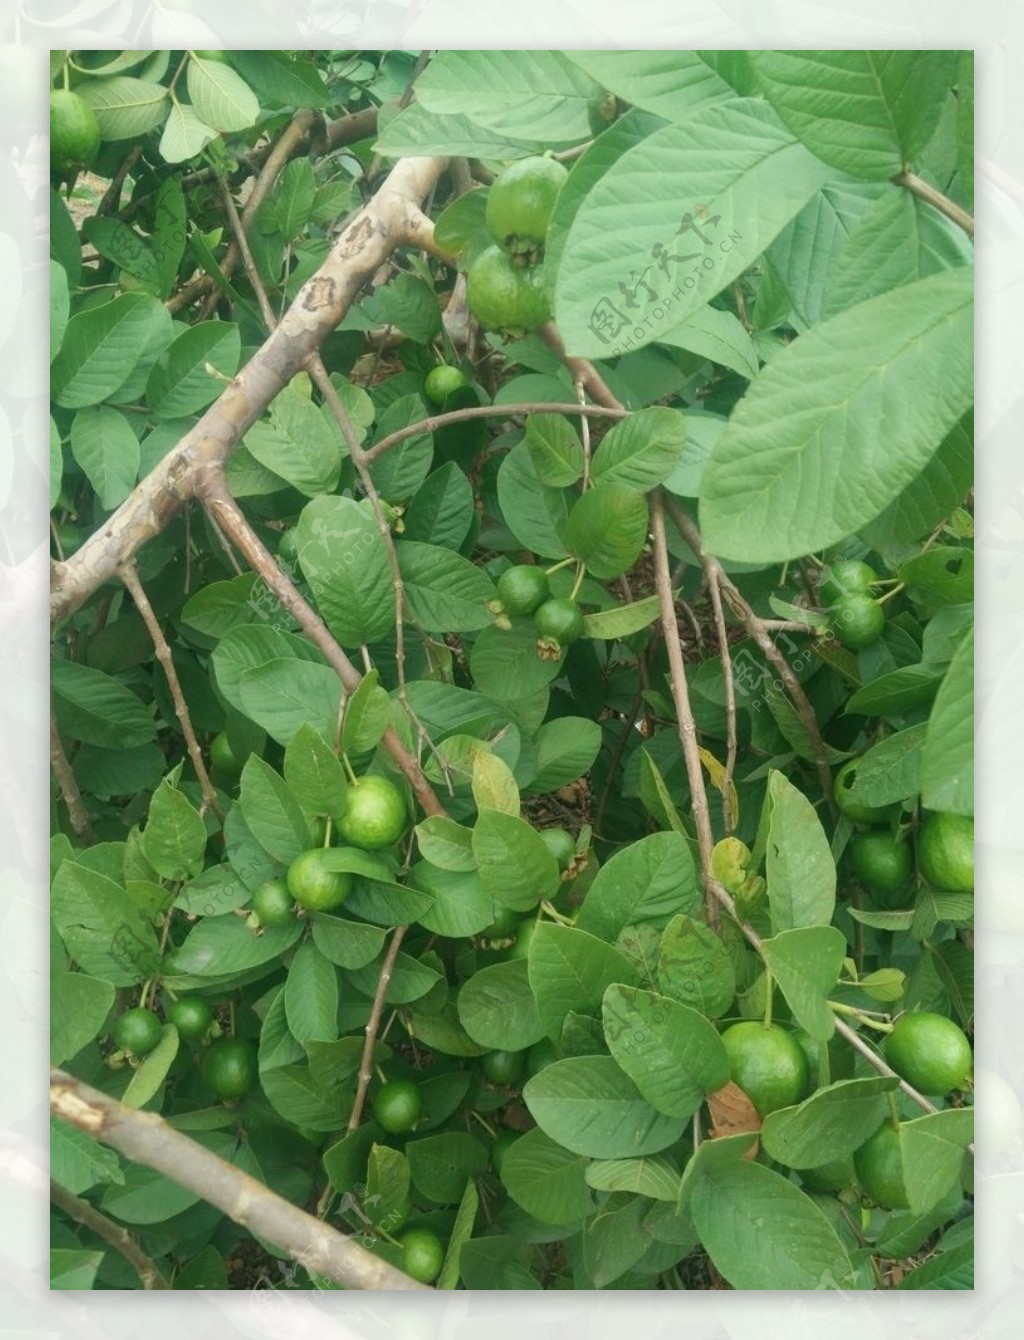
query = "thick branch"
(538, 322, 624, 411)
(50, 1069, 428, 1290)
(50, 1179, 170, 1289)
(198, 472, 445, 819)
(51, 154, 448, 627)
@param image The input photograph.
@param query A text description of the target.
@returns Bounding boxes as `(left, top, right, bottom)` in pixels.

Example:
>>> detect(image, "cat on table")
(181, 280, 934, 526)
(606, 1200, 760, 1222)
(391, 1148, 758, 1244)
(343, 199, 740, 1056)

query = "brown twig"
(361, 401, 626, 467)
(119, 563, 223, 821)
(706, 568, 738, 833)
(348, 924, 409, 1132)
(893, 171, 974, 238)
(96, 145, 143, 216)
(50, 1069, 429, 1289)
(50, 706, 94, 843)
(537, 322, 625, 411)
(650, 494, 718, 926)
(198, 472, 446, 819)
(50, 1179, 170, 1289)
(662, 495, 836, 817)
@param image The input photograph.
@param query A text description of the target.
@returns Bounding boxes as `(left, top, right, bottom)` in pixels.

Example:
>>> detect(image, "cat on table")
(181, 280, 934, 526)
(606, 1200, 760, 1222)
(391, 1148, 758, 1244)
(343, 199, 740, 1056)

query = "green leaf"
(524, 1055, 687, 1158)
(51, 1249, 104, 1290)
(340, 668, 391, 756)
(700, 269, 974, 563)
(920, 625, 973, 816)
(554, 99, 832, 357)
(236, 657, 343, 747)
(411, 862, 492, 939)
(244, 387, 342, 496)
(152, 176, 187, 299)
(50, 260, 69, 362)
(900, 545, 974, 606)
(839, 725, 926, 807)
(122, 1024, 179, 1108)
(295, 495, 395, 647)
(899, 1109, 974, 1215)
(689, 1157, 855, 1289)
(51, 861, 161, 986)
(407, 1132, 489, 1204)
(50, 972, 115, 1065)
(310, 912, 386, 970)
(582, 593, 661, 640)
(526, 414, 584, 486)
(470, 623, 564, 703)
(375, 274, 442, 344)
(659, 304, 760, 379)
(471, 751, 520, 816)
(166, 915, 302, 980)
(526, 716, 601, 794)
(567, 51, 732, 121)
(285, 941, 340, 1046)
(415, 50, 601, 143)
(146, 320, 240, 419)
(759, 926, 847, 1041)
(368, 396, 432, 500)
(398, 541, 496, 632)
(227, 51, 331, 110)
(187, 54, 259, 132)
(500, 1126, 595, 1225)
(51, 1116, 123, 1196)
(862, 412, 973, 547)
(52, 294, 158, 408)
(52, 660, 156, 749)
(159, 101, 217, 163)
(656, 914, 736, 1018)
(602, 985, 730, 1118)
(404, 463, 475, 549)
(496, 439, 572, 561)
(141, 778, 207, 881)
(591, 407, 687, 491)
(68, 405, 139, 511)
(438, 1178, 479, 1289)
(457, 959, 546, 1051)
(83, 217, 160, 290)
(751, 50, 957, 180)
(583, 1194, 654, 1288)
(576, 831, 700, 941)
(764, 770, 836, 931)
(563, 482, 648, 580)
(585, 1154, 681, 1202)
(79, 76, 170, 138)
(50, 417, 62, 509)
(414, 817, 476, 872)
(239, 756, 312, 865)
(284, 723, 348, 819)
(528, 922, 640, 1043)
(760, 1076, 900, 1168)
(473, 809, 560, 911)
(845, 664, 944, 716)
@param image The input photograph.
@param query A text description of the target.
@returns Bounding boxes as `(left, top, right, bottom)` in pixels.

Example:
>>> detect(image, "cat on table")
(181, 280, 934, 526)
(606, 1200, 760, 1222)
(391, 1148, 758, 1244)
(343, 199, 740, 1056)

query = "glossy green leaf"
(563, 481, 648, 580)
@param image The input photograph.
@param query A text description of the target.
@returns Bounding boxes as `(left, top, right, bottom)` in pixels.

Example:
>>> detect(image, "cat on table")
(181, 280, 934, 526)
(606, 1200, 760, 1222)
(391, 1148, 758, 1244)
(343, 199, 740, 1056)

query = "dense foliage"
(49, 49, 978, 1292)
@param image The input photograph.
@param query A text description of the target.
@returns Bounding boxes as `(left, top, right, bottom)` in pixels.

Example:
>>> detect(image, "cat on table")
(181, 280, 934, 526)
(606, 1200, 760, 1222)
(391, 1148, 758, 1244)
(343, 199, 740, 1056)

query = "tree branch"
(538, 321, 624, 411)
(51, 153, 448, 627)
(50, 1069, 429, 1290)
(650, 493, 718, 926)
(50, 706, 94, 843)
(119, 563, 224, 821)
(348, 924, 408, 1133)
(50, 1179, 170, 1289)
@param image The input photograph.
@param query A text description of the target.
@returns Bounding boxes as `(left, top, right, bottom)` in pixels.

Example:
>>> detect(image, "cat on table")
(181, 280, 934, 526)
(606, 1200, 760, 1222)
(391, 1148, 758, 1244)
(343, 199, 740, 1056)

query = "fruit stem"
(323, 817, 333, 847)
(887, 1091, 902, 1127)
(544, 556, 575, 576)
(829, 1000, 895, 1033)
(341, 753, 359, 786)
(539, 900, 573, 926)
(876, 583, 905, 607)
(470, 1111, 497, 1140)
(569, 563, 586, 602)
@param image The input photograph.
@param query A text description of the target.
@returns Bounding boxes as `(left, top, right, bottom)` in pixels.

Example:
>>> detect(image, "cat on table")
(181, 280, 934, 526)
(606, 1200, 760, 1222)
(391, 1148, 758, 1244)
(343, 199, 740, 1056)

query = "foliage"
(50, 48, 976, 1292)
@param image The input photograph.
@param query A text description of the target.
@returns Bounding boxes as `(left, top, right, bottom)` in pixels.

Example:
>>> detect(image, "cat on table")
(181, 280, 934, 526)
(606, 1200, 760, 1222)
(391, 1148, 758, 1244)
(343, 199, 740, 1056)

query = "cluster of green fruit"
(719, 1010, 972, 1209)
(111, 1000, 258, 1101)
(466, 156, 568, 333)
(834, 756, 974, 905)
(819, 559, 887, 651)
(496, 564, 585, 659)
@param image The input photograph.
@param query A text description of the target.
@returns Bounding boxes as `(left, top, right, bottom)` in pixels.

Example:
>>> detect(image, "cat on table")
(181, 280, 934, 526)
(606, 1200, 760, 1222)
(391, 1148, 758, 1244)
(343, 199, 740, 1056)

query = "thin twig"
(348, 925, 409, 1132)
(50, 1179, 170, 1289)
(120, 563, 223, 820)
(893, 171, 974, 238)
(50, 707, 94, 843)
(361, 401, 626, 466)
(50, 1069, 428, 1289)
(707, 568, 738, 833)
(662, 495, 836, 817)
(198, 473, 446, 819)
(650, 494, 718, 926)
(96, 145, 142, 216)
